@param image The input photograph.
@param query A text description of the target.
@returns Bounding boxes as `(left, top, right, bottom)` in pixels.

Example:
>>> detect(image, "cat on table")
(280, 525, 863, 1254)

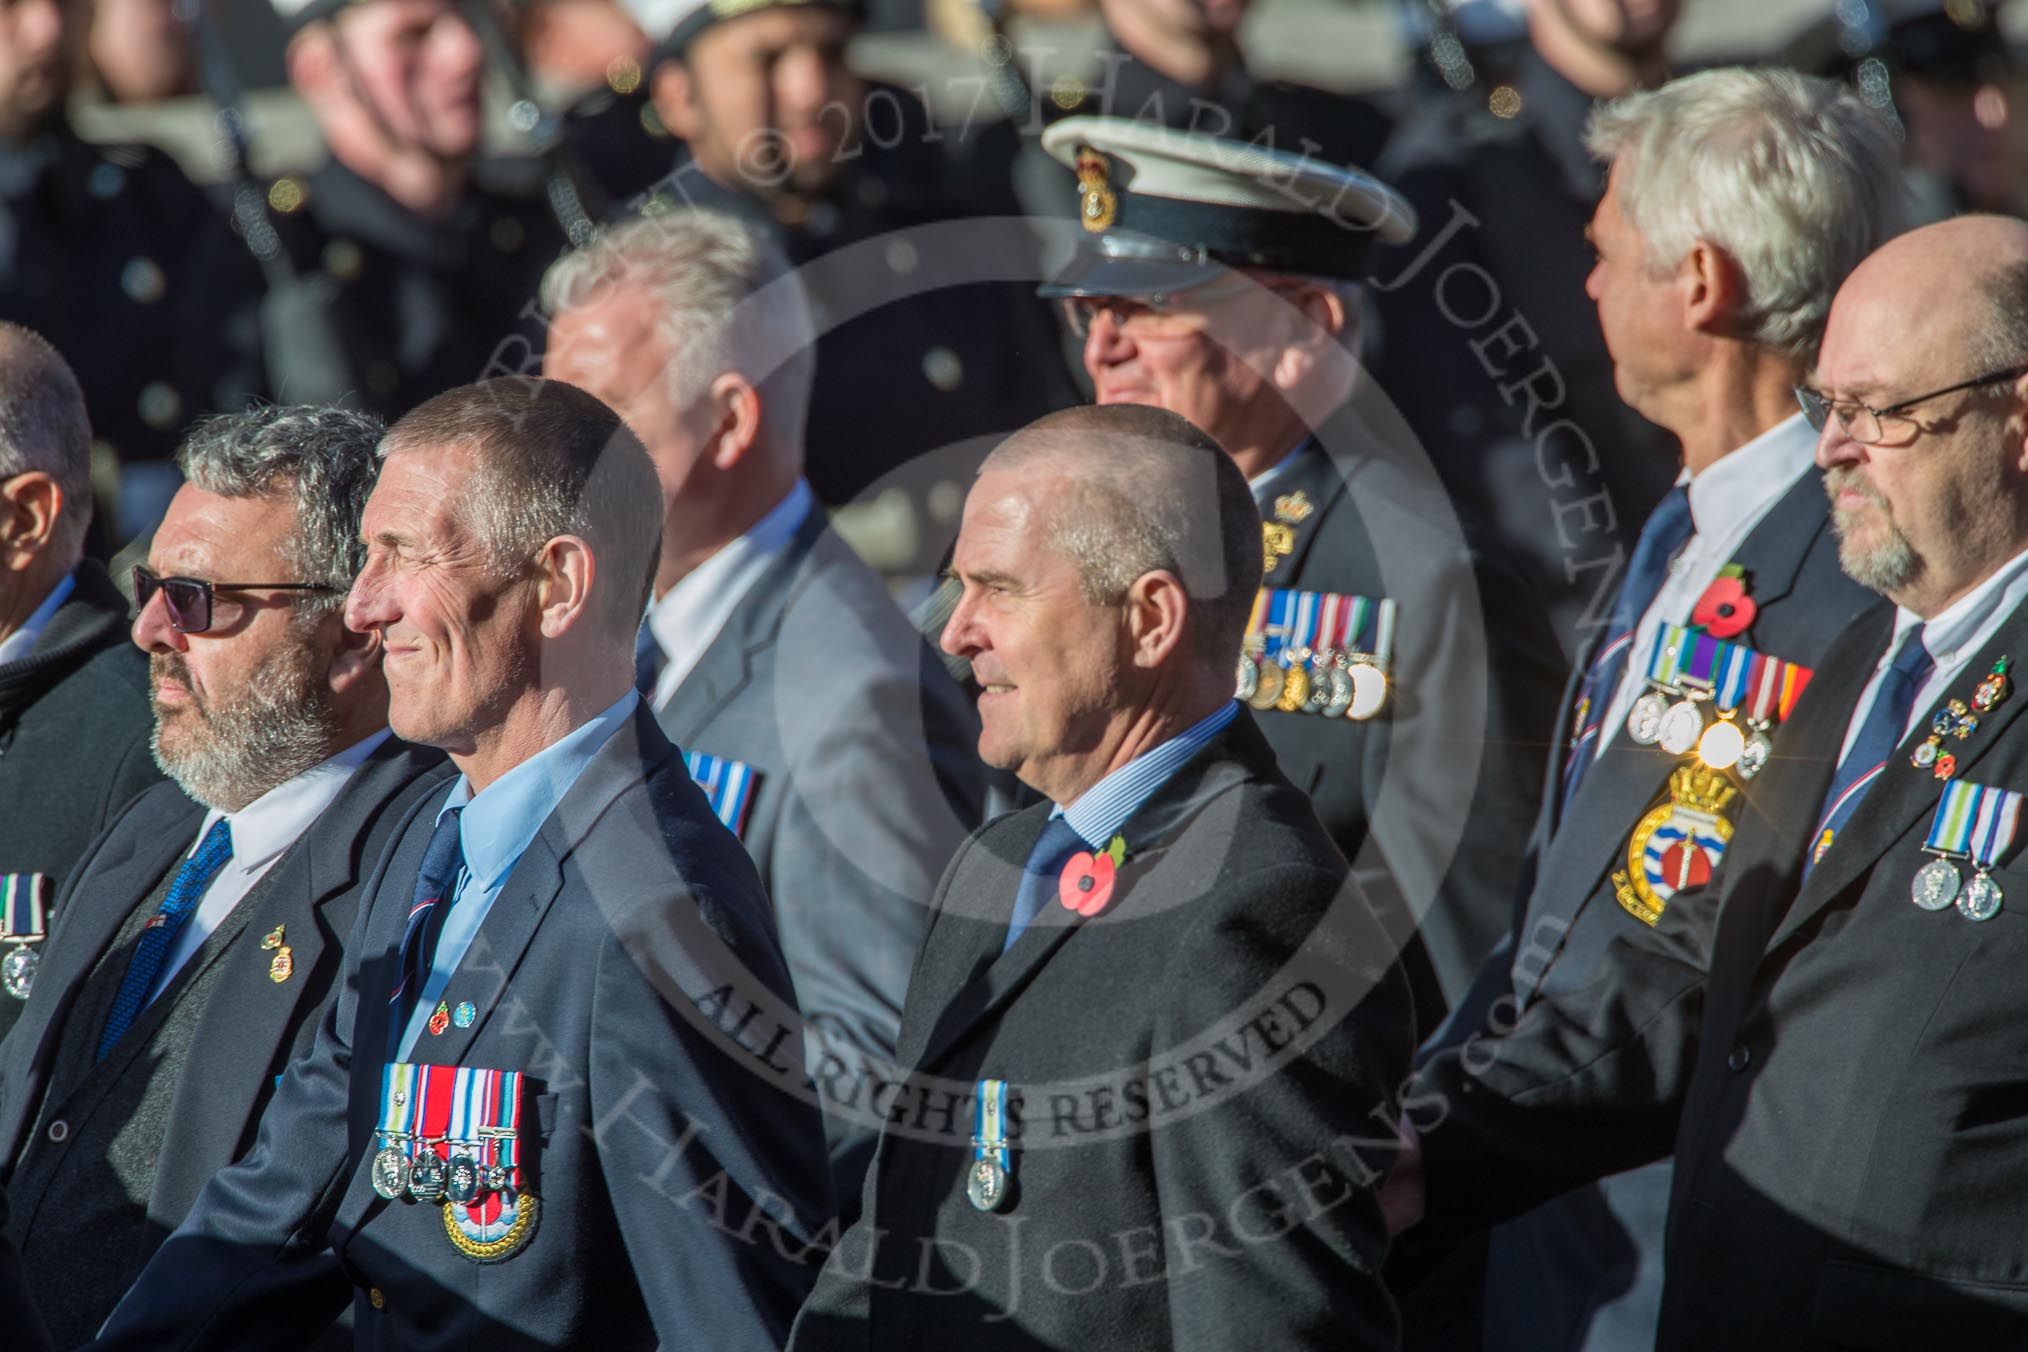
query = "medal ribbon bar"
(1926, 779, 2025, 868)
(0, 873, 48, 942)
(974, 1079, 1010, 1178)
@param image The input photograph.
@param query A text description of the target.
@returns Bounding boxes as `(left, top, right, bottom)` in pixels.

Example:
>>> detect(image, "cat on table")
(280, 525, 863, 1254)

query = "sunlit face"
(544, 290, 717, 528)
(1081, 283, 1295, 459)
(1551, 0, 1679, 57)
(135, 485, 343, 809)
(661, 6, 861, 200)
(345, 445, 540, 754)
(1098, 0, 1250, 42)
(940, 468, 1128, 803)
(1584, 159, 1692, 426)
(329, 0, 485, 161)
(0, 0, 73, 139)
(1811, 281, 2026, 608)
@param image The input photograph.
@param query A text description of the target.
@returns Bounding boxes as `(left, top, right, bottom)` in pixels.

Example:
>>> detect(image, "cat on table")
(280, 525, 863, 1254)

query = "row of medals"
(1911, 672, 2010, 920)
(1625, 687, 1772, 778)
(1235, 646, 1387, 721)
(372, 1135, 511, 1206)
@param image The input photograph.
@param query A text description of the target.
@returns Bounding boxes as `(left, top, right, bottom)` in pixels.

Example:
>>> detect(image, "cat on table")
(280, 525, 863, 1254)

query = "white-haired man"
(540, 209, 986, 1209)
(1406, 68, 1903, 1352)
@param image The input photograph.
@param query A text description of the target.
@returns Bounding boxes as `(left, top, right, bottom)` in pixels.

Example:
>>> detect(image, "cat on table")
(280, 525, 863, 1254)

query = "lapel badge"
(1074, 147, 1117, 232)
(453, 1000, 477, 1029)
(1974, 656, 2012, 713)
(260, 925, 285, 950)
(1273, 490, 1314, 525)
(269, 946, 294, 983)
(427, 1000, 451, 1037)
(1058, 834, 1127, 919)
(1261, 521, 1294, 574)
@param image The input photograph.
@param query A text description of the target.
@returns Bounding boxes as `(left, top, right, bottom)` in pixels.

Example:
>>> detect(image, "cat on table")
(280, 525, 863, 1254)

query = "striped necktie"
(96, 817, 234, 1063)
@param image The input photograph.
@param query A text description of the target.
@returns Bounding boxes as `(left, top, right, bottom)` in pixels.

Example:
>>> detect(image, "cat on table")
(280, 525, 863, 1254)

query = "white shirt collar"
(193, 729, 393, 869)
(1889, 544, 2028, 671)
(646, 479, 814, 706)
(1684, 413, 1818, 540)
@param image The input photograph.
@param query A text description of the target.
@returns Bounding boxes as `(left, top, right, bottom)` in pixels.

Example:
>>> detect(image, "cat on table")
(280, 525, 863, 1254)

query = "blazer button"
(1726, 1044, 1751, 1073)
(369, 1288, 385, 1310)
(45, 1119, 67, 1143)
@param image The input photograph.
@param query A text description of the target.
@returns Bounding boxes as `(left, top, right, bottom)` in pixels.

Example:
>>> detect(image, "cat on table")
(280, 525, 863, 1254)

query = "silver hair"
(0, 323, 93, 554)
(539, 206, 816, 424)
(175, 404, 387, 606)
(1585, 67, 1904, 363)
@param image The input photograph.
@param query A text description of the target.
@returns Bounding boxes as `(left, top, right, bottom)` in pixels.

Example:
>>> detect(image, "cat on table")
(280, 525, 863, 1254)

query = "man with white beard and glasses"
(0, 405, 447, 1350)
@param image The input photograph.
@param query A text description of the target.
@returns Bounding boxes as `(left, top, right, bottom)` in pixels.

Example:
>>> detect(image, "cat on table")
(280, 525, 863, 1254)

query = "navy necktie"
(1806, 625, 1933, 877)
(389, 807, 465, 1047)
(633, 621, 663, 701)
(1560, 485, 1697, 811)
(96, 817, 234, 1063)
(1002, 817, 1088, 955)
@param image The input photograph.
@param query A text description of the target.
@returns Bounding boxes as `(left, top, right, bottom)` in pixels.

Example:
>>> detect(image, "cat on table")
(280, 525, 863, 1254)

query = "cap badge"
(1075, 147, 1117, 233)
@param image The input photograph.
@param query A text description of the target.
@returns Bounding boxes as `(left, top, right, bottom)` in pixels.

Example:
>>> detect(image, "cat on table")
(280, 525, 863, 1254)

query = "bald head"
(982, 405, 1262, 664)
(1814, 215, 2028, 617)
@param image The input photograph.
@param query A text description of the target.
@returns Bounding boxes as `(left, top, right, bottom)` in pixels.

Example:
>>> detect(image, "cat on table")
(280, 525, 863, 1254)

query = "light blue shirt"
(396, 691, 639, 1058)
(1247, 438, 1313, 509)
(1054, 701, 1240, 847)
(0, 570, 74, 667)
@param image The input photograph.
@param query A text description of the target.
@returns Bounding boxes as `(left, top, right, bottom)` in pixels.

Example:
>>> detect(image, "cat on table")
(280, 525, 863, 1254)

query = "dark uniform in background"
(1366, 47, 1678, 642)
(0, 561, 162, 1044)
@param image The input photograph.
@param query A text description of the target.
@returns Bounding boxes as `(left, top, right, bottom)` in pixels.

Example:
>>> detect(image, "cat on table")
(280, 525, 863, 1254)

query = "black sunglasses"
(132, 566, 340, 635)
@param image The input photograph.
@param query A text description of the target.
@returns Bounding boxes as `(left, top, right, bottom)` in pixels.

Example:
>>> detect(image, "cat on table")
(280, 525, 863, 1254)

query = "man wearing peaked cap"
(257, 0, 569, 421)
(1036, 114, 1567, 1028)
(614, 0, 1077, 564)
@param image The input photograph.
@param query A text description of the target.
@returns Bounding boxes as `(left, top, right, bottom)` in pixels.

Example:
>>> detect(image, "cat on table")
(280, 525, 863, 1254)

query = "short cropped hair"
(983, 404, 1262, 666)
(177, 404, 387, 607)
(379, 378, 663, 632)
(1586, 67, 1903, 363)
(539, 208, 816, 431)
(0, 323, 93, 557)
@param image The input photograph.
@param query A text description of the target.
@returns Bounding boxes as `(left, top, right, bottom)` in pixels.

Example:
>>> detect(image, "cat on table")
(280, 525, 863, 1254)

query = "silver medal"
(1656, 699, 1707, 757)
(447, 1152, 482, 1205)
(485, 1163, 511, 1193)
(1627, 690, 1671, 745)
(1958, 871, 2005, 922)
(371, 1147, 411, 1201)
(1321, 664, 1354, 719)
(1304, 659, 1336, 715)
(965, 1158, 1008, 1212)
(1, 946, 37, 1000)
(408, 1148, 447, 1202)
(1234, 652, 1258, 702)
(1738, 728, 1774, 780)
(1345, 661, 1388, 722)
(1911, 856, 1962, 911)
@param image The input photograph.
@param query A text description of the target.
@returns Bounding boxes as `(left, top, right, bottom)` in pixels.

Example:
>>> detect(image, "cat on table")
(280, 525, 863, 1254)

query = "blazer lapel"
(1731, 468, 1830, 625)
(1770, 606, 2028, 949)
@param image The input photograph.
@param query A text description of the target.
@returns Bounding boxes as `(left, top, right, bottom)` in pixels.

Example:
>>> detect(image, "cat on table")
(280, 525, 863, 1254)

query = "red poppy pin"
(1691, 568, 1757, 640)
(1059, 835, 1128, 918)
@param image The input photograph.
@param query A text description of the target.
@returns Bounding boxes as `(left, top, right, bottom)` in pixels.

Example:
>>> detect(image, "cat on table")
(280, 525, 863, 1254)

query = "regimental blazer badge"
(1614, 765, 1739, 926)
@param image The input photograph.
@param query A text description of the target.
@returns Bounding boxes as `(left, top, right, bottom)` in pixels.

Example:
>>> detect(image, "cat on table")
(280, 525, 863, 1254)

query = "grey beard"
(151, 649, 340, 813)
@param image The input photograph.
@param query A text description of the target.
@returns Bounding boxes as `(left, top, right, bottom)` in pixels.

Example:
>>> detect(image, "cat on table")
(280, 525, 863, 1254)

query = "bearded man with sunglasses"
(0, 405, 448, 1350)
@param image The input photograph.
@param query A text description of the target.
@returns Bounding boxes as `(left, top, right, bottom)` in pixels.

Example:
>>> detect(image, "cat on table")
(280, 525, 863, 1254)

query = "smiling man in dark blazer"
(0, 404, 446, 1349)
(542, 210, 985, 1207)
(93, 378, 832, 1351)
(791, 404, 1416, 1351)
(1405, 68, 1900, 1352)
(1406, 214, 2028, 1350)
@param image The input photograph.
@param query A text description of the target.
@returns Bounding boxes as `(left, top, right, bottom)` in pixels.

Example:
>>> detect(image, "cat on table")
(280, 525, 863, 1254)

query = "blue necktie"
(1559, 485, 1697, 811)
(389, 807, 465, 1047)
(96, 817, 234, 1062)
(1002, 816, 1088, 954)
(634, 621, 663, 700)
(1805, 625, 1933, 878)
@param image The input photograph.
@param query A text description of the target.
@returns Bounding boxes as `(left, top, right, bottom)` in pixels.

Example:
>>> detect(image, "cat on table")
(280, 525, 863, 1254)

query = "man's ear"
(708, 374, 764, 471)
(0, 472, 63, 570)
(1124, 569, 1189, 670)
(651, 59, 703, 144)
(1273, 284, 1347, 391)
(1682, 240, 1746, 337)
(533, 535, 597, 638)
